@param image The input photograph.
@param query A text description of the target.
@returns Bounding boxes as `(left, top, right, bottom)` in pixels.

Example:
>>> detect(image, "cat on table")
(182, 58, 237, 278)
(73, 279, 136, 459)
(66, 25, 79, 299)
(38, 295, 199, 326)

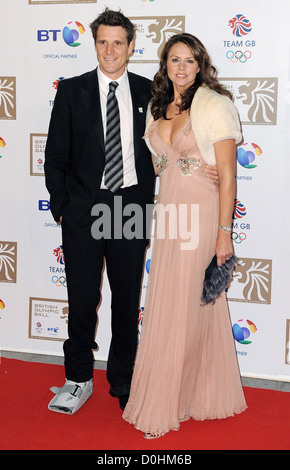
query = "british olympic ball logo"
(53, 245, 65, 265)
(233, 199, 246, 219)
(228, 14, 252, 37)
(224, 14, 254, 65)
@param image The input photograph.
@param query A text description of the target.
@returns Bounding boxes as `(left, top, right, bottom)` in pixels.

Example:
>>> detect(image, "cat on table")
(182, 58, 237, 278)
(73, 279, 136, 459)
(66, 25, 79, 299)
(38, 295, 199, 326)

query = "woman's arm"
(214, 139, 236, 266)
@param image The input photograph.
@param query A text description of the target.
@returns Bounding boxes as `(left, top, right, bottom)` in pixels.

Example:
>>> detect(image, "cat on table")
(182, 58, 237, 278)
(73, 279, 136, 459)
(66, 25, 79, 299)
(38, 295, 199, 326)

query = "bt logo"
(233, 319, 257, 345)
(0, 137, 6, 159)
(133, 48, 145, 55)
(39, 200, 50, 211)
(237, 142, 262, 169)
(37, 21, 85, 47)
(145, 259, 151, 274)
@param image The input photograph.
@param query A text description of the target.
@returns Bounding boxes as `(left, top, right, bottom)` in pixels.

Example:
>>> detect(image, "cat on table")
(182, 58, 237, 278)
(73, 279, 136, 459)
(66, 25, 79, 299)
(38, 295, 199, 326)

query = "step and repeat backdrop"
(1, 0, 290, 381)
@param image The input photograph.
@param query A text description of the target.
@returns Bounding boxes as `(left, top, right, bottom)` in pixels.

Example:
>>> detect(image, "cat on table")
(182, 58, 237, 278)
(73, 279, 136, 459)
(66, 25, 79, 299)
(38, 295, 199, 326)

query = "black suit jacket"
(44, 68, 155, 231)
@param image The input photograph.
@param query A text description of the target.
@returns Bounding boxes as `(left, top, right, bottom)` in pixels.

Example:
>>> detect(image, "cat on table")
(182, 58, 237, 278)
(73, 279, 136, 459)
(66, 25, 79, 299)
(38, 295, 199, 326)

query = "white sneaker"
(48, 379, 93, 415)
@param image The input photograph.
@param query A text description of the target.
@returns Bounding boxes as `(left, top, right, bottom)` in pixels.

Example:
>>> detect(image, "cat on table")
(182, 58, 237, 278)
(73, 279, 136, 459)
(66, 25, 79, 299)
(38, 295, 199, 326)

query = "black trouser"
(62, 186, 147, 394)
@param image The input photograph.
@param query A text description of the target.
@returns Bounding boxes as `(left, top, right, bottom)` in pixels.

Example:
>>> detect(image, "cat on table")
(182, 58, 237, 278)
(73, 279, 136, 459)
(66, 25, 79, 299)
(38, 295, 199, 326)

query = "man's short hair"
(90, 8, 136, 44)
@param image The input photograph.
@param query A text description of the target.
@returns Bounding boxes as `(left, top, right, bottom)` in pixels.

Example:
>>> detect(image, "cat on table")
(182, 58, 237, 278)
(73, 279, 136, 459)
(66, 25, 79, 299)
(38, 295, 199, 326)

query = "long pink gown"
(123, 119, 247, 434)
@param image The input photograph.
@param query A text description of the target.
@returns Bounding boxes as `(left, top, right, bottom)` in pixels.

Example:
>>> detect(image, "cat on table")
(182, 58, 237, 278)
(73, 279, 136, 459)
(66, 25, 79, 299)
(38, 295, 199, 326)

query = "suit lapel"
(81, 70, 149, 160)
(81, 68, 105, 153)
(128, 73, 148, 161)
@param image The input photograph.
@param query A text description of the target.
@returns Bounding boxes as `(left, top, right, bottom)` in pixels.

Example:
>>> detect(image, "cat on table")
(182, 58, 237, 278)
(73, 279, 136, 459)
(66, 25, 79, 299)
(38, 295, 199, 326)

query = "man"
(45, 8, 219, 415)
(45, 9, 155, 414)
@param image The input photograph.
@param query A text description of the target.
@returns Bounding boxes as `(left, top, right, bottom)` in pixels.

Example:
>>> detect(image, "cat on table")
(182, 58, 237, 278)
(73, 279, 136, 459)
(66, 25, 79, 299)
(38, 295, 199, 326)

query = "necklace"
(170, 100, 181, 111)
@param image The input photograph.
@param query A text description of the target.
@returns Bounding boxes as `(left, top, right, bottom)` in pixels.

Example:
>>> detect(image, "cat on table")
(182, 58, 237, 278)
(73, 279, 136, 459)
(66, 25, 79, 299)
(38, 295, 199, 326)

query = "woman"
(123, 33, 247, 439)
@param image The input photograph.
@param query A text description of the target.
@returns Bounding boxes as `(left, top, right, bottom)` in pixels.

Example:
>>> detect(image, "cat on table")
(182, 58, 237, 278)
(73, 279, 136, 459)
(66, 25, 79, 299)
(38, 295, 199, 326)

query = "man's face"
(95, 25, 133, 80)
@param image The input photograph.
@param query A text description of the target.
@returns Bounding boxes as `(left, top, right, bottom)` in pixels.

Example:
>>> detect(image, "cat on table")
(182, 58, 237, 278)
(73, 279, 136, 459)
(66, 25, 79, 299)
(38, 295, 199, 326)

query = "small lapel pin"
(138, 107, 143, 113)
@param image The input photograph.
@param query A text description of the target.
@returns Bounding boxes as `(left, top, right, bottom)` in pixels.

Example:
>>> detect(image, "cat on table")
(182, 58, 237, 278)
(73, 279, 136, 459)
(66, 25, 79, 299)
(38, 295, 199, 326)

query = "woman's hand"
(216, 230, 233, 266)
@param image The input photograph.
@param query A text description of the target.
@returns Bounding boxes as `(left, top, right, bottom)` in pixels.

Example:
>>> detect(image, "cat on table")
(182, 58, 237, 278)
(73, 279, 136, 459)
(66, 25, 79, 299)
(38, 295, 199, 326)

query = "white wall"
(1, 0, 290, 381)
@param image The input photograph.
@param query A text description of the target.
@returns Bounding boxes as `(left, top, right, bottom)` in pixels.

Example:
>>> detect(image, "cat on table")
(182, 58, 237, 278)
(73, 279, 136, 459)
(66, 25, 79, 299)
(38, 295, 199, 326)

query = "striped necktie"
(104, 81, 123, 193)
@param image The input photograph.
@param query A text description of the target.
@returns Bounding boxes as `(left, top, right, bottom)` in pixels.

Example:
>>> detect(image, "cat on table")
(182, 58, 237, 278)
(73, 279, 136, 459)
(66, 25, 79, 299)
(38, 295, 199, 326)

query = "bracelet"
(218, 225, 232, 232)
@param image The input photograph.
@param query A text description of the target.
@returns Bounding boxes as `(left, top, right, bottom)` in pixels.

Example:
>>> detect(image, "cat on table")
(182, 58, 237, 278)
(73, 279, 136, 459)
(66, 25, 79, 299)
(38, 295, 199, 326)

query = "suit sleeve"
(44, 80, 71, 222)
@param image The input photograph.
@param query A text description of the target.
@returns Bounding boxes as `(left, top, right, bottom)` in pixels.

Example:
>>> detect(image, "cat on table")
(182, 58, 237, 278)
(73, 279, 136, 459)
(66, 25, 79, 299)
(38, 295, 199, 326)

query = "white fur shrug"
(144, 85, 242, 165)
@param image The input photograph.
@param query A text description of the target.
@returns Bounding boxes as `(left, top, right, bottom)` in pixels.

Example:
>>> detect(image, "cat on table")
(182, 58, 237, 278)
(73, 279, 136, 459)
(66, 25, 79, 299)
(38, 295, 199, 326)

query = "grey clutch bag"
(201, 255, 238, 305)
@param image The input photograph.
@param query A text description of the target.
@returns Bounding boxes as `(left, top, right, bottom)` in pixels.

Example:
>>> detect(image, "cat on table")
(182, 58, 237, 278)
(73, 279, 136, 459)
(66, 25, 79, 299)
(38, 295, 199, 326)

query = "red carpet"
(0, 357, 289, 451)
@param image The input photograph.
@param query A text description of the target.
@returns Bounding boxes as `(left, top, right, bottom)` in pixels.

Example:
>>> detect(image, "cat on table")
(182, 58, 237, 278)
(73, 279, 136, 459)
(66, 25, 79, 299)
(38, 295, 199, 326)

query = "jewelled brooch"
(155, 153, 168, 175)
(177, 154, 201, 176)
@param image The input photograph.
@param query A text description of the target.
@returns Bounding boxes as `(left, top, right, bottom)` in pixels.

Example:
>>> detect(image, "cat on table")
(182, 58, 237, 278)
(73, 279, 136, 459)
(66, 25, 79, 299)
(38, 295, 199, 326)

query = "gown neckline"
(156, 118, 191, 148)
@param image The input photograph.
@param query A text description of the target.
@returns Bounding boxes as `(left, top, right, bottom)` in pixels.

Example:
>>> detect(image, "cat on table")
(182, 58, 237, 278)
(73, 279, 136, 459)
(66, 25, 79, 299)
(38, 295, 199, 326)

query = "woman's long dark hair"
(151, 33, 233, 121)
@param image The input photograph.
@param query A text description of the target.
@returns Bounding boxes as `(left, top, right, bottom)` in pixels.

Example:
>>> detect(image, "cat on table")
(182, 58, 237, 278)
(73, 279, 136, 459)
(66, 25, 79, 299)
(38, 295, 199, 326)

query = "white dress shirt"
(97, 67, 138, 189)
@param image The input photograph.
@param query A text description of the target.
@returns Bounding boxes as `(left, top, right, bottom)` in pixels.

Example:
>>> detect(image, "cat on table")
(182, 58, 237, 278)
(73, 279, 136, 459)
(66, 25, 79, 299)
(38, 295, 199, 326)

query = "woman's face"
(166, 42, 200, 93)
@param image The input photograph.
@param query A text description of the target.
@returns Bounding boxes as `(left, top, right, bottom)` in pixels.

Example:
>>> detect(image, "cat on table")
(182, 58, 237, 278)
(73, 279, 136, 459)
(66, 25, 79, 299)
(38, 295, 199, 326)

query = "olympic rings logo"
(226, 50, 252, 63)
(52, 275, 67, 287)
(231, 232, 247, 244)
